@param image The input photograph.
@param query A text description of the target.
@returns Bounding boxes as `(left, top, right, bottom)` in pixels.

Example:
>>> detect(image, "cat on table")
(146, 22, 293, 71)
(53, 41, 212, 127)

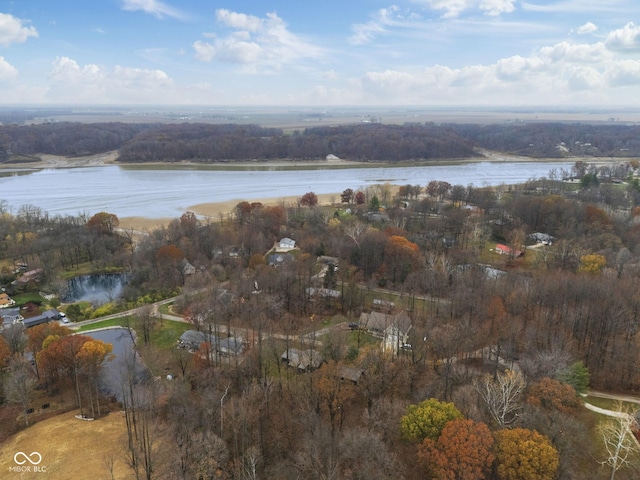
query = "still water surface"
(64, 274, 129, 304)
(0, 162, 572, 219)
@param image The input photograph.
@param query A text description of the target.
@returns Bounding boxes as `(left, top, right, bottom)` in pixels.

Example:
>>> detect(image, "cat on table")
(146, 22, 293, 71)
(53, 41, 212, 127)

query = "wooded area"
(3, 121, 640, 162)
(2, 158, 640, 478)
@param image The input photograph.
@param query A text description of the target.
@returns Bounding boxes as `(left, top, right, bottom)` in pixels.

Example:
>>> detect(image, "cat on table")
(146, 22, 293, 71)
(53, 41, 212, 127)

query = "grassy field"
(78, 317, 191, 350)
(0, 409, 131, 479)
(583, 395, 640, 413)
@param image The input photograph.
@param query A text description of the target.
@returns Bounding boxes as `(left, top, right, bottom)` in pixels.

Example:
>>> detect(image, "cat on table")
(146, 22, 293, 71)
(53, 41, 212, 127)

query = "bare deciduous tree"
(598, 406, 640, 480)
(477, 369, 526, 428)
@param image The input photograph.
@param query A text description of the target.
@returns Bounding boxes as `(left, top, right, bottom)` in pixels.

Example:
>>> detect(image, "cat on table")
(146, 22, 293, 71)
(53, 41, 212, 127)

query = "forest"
(2, 160, 640, 478)
(4, 121, 640, 162)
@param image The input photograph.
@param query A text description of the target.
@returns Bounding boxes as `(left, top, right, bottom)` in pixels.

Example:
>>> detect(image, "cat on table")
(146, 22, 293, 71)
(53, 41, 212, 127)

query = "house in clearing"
(281, 348, 323, 372)
(178, 330, 218, 351)
(494, 244, 523, 257)
(359, 311, 413, 356)
(276, 237, 296, 252)
(178, 330, 244, 356)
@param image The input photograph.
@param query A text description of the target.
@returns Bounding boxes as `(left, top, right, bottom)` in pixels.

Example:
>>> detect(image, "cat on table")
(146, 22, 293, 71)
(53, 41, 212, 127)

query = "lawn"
(583, 395, 640, 413)
(78, 317, 191, 350)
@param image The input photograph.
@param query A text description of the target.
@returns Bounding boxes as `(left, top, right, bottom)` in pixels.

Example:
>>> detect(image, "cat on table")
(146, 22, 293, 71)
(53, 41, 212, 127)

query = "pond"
(82, 327, 148, 402)
(64, 273, 129, 305)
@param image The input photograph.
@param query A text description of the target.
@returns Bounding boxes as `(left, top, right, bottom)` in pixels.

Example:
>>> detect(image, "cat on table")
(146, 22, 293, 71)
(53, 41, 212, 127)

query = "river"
(0, 161, 572, 220)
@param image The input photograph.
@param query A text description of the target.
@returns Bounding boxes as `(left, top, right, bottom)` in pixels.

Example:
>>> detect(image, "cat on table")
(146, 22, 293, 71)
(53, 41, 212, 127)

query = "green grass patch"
(76, 316, 135, 331)
(12, 292, 46, 306)
(583, 395, 640, 413)
(78, 317, 191, 350)
(158, 302, 174, 315)
(150, 319, 192, 350)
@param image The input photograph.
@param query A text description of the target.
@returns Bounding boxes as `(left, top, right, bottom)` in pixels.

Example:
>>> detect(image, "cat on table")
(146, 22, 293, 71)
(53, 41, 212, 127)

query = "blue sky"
(1, 0, 640, 106)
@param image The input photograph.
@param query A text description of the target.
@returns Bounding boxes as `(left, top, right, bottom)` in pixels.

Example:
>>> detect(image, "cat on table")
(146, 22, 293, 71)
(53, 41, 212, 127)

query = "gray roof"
(281, 348, 323, 371)
(219, 337, 243, 355)
(22, 310, 60, 328)
(359, 311, 412, 334)
(179, 330, 218, 348)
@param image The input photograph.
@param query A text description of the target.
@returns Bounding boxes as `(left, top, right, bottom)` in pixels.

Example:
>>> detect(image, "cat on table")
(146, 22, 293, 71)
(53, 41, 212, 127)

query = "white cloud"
(522, 1, 631, 14)
(412, 0, 515, 18)
(605, 22, 640, 51)
(0, 56, 18, 80)
(567, 66, 603, 90)
(348, 22, 640, 105)
(480, 0, 516, 16)
(193, 10, 325, 71)
(577, 22, 598, 35)
(606, 60, 640, 86)
(349, 6, 400, 45)
(415, 0, 473, 18)
(47, 56, 174, 103)
(121, 0, 187, 20)
(216, 9, 263, 32)
(0, 13, 38, 46)
(538, 41, 608, 64)
(193, 40, 216, 62)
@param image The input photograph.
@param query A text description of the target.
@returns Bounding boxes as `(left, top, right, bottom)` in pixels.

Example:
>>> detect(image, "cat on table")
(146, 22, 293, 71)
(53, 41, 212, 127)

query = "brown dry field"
(0, 409, 130, 479)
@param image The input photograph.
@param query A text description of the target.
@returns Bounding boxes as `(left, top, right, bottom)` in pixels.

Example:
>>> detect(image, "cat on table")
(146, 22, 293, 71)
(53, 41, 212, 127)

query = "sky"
(1, 0, 640, 106)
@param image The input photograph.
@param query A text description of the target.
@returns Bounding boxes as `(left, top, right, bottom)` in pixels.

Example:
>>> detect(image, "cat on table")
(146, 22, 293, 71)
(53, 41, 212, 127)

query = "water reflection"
(0, 162, 573, 219)
(64, 273, 129, 304)
(83, 327, 148, 402)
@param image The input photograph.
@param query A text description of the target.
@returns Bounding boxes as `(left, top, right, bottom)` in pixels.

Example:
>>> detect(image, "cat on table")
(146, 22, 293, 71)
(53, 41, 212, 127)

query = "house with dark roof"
(22, 309, 61, 328)
(178, 329, 244, 356)
(267, 253, 294, 267)
(219, 337, 244, 356)
(1, 307, 23, 329)
(178, 330, 218, 351)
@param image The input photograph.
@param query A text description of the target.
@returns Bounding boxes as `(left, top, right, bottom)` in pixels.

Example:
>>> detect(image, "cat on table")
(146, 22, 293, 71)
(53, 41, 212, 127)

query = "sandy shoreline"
(118, 193, 340, 232)
(0, 149, 592, 232)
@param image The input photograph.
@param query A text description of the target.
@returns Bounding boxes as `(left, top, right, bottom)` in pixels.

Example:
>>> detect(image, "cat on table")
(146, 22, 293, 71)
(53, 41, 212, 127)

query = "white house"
(277, 238, 296, 251)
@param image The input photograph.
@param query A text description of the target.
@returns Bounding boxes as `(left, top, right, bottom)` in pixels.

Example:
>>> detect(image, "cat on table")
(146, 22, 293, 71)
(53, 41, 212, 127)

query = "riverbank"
(118, 192, 341, 232)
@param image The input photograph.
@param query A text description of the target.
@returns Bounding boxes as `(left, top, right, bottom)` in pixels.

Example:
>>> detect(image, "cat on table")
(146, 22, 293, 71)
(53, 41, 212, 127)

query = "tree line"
(5, 121, 640, 163)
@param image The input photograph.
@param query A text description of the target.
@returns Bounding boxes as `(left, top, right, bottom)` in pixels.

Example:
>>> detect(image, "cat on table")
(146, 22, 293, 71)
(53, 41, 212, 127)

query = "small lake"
(83, 327, 148, 401)
(64, 273, 129, 305)
(0, 162, 574, 220)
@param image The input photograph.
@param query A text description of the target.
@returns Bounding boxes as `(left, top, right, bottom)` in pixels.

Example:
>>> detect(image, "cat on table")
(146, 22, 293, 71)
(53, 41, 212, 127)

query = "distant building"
(495, 244, 523, 257)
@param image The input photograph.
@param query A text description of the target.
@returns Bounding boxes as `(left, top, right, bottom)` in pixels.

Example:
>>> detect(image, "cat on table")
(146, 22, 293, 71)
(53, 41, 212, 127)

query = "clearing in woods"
(0, 409, 130, 479)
